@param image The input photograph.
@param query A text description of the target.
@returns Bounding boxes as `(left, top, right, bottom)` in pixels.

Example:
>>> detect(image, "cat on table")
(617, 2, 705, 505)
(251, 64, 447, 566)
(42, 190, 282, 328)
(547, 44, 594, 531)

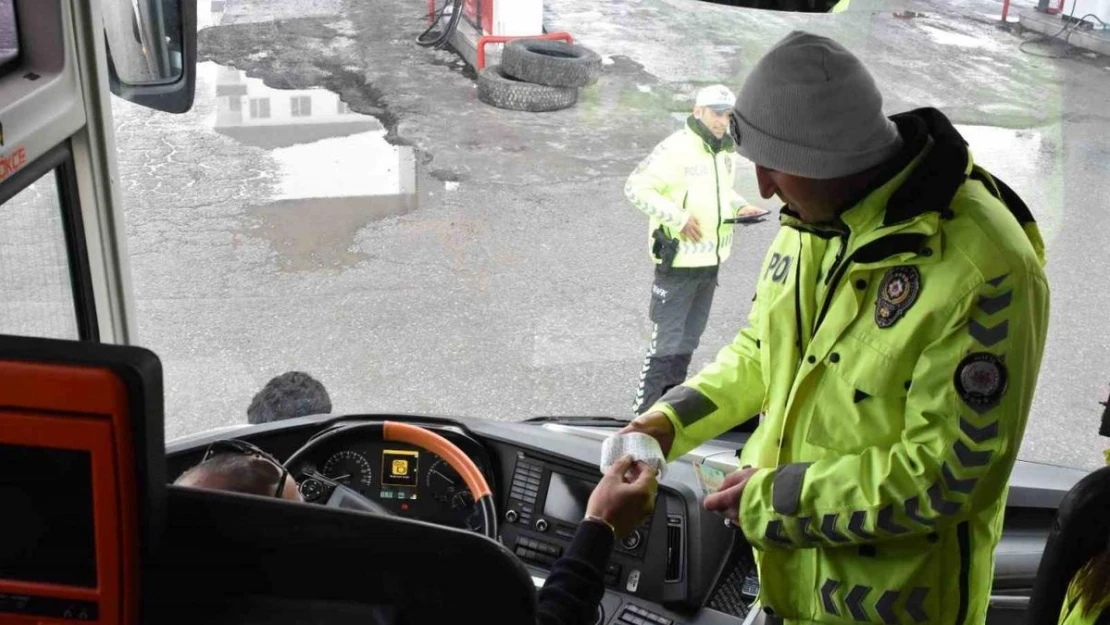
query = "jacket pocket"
(804, 332, 912, 454)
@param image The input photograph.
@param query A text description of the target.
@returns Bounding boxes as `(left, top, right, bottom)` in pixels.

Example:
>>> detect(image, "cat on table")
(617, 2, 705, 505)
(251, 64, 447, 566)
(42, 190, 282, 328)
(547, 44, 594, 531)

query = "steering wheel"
(284, 421, 498, 540)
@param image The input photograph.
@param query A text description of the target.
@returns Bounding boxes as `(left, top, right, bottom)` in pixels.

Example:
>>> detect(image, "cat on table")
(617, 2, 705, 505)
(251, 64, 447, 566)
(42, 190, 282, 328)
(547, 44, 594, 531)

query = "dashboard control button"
(626, 569, 641, 593)
(535, 518, 549, 532)
(505, 509, 519, 523)
(621, 529, 642, 550)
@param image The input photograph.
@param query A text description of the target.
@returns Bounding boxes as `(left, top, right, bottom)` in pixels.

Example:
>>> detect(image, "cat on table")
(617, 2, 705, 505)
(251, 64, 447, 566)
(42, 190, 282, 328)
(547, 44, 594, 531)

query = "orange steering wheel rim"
(383, 421, 492, 499)
(382, 421, 497, 538)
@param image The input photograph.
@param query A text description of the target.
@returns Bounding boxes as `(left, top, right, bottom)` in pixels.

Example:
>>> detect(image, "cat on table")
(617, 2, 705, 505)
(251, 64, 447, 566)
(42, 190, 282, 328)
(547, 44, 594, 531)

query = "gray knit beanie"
(731, 31, 902, 180)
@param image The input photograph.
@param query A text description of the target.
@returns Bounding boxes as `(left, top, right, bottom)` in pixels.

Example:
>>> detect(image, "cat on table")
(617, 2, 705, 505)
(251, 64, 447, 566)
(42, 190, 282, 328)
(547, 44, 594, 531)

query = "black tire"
(501, 40, 602, 88)
(477, 64, 578, 113)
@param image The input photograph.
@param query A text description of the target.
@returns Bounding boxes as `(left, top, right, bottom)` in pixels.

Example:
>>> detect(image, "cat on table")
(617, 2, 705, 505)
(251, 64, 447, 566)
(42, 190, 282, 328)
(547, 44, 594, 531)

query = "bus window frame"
(0, 141, 100, 341)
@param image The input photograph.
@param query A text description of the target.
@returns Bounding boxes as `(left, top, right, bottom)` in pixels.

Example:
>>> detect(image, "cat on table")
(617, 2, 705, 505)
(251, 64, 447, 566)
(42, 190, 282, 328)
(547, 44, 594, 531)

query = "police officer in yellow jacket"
(626, 84, 764, 414)
(1057, 548, 1110, 623)
(622, 31, 1050, 624)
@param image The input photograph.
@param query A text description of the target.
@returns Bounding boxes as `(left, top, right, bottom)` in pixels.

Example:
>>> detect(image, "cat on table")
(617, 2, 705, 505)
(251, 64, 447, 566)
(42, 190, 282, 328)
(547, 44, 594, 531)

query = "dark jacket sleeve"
(536, 520, 615, 625)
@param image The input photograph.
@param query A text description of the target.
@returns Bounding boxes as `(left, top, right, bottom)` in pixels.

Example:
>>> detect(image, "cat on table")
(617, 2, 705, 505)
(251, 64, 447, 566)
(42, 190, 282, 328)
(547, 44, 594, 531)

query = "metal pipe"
(477, 32, 574, 70)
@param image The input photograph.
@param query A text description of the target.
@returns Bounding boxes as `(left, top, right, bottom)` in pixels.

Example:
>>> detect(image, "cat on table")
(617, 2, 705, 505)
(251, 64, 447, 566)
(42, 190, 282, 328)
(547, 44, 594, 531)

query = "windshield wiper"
(522, 416, 630, 426)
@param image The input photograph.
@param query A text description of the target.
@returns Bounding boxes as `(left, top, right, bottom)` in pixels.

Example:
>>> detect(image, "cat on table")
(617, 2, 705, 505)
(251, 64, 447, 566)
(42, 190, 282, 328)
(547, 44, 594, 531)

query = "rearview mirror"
(104, 0, 197, 114)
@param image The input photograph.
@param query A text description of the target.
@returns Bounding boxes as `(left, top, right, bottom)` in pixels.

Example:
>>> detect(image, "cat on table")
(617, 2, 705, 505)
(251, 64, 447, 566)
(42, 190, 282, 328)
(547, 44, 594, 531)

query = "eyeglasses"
(201, 438, 290, 498)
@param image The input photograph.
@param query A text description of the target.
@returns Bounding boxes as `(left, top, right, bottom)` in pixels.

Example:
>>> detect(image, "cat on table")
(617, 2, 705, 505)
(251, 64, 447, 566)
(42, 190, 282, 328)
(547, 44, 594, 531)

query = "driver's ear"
(283, 479, 304, 502)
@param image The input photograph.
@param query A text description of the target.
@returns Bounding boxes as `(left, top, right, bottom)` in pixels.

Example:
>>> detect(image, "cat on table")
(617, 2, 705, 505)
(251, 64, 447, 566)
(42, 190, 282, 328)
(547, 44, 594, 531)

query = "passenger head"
(247, 371, 332, 425)
(693, 84, 735, 141)
(175, 439, 302, 502)
(730, 31, 903, 224)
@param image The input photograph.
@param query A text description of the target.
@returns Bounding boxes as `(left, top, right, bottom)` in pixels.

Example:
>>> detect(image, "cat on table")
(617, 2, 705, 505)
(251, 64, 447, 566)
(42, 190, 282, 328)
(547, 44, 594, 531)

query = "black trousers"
(634, 266, 718, 414)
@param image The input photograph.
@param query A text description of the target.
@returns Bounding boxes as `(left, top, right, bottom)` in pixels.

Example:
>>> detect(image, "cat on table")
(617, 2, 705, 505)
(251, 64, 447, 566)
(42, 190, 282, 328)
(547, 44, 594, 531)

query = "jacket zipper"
(813, 234, 855, 336)
(956, 521, 971, 624)
(793, 236, 806, 358)
(713, 153, 722, 269)
(824, 234, 848, 286)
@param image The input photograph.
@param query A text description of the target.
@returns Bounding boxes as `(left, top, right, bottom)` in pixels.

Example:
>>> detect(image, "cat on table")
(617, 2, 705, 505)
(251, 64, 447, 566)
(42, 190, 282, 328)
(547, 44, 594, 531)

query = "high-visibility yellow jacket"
(652, 108, 1050, 624)
(625, 117, 750, 268)
(1058, 562, 1110, 625)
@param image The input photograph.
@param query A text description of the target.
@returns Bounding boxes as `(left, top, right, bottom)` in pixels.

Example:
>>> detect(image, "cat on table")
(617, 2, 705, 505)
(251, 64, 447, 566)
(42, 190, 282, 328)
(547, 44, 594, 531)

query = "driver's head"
(175, 439, 302, 502)
(247, 371, 332, 425)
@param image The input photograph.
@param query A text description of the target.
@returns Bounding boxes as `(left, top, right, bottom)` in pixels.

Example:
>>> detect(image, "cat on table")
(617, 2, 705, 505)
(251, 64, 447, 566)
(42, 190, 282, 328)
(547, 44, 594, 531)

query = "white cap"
(695, 84, 737, 111)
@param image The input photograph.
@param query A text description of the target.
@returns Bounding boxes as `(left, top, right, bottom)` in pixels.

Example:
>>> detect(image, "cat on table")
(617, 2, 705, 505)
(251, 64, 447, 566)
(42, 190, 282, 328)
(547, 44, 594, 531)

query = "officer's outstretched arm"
(737, 269, 1050, 549)
(625, 139, 690, 231)
(652, 302, 766, 461)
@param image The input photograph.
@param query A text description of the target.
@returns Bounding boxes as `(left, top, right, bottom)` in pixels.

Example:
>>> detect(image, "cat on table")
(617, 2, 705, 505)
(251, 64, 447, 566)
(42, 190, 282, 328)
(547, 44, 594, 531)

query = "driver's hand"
(586, 456, 658, 538)
(619, 411, 675, 457)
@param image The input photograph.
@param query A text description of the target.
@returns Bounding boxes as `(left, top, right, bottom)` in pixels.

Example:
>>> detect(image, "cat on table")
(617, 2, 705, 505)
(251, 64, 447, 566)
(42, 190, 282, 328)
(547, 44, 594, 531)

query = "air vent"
(665, 515, 684, 583)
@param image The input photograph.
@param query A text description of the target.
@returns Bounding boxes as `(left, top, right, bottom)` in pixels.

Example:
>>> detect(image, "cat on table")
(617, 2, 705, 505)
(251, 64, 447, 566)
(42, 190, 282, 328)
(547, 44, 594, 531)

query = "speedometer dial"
(426, 458, 482, 530)
(426, 458, 464, 503)
(323, 450, 373, 488)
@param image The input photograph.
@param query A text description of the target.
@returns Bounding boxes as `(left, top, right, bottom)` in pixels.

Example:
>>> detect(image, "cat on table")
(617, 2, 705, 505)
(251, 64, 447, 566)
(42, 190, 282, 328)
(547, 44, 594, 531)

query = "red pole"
(1002, 0, 1011, 21)
(477, 32, 574, 70)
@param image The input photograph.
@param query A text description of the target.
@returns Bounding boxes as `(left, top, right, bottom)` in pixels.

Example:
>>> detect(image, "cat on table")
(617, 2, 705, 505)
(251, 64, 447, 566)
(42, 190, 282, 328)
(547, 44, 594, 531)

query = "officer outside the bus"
(622, 31, 1050, 624)
(625, 84, 766, 415)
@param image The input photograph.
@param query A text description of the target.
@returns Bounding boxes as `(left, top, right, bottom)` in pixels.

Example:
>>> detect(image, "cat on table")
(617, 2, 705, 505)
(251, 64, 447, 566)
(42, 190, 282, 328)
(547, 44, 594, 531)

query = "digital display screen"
(380, 450, 419, 500)
(0, 443, 97, 588)
(543, 473, 595, 525)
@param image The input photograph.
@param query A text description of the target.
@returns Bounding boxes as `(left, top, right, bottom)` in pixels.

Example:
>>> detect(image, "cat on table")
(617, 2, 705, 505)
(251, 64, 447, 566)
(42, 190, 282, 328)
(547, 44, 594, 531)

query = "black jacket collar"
(687, 115, 734, 154)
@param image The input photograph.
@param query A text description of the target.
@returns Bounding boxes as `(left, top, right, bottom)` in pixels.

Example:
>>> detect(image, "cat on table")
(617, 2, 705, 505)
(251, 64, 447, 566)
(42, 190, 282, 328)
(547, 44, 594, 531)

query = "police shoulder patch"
(875, 266, 921, 329)
(954, 352, 1008, 409)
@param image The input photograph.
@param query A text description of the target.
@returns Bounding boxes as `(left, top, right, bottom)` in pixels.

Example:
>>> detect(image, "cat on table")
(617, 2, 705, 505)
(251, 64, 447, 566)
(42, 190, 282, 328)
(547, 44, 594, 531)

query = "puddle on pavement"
(204, 61, 417, 272)
(917, 23, 1002, 51)
(956, 123, 1063, 246)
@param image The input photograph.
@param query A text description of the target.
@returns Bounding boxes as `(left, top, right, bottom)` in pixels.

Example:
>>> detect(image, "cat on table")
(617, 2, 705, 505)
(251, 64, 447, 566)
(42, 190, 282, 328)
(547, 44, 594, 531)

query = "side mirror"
(103, 0, 197, 114)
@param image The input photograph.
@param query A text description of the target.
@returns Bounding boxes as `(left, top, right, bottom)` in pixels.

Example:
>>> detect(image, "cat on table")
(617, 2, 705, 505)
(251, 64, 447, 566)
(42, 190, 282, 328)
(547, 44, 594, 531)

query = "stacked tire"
(478, 40, 602, 112)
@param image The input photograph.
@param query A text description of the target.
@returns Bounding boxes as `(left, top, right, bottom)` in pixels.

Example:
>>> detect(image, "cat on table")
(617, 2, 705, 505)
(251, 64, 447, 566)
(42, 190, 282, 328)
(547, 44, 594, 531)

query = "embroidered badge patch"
(875, 266, 921, 328)
(954, 352, 1008, 409)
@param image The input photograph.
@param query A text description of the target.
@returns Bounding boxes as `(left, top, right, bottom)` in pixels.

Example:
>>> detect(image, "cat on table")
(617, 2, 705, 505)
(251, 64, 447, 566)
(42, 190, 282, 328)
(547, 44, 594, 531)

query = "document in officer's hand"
(693, 460, 727, 496)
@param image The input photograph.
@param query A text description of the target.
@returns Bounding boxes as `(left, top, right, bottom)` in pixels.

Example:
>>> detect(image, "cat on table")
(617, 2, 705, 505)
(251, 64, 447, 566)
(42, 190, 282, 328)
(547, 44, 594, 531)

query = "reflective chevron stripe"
(927, 482, 961, 516)
(633, 323, 659, 411)
(820, 513, 850, 543)
(942, 462, 976, 494)
(954, 439, 992, 467)
(821, 579, 841, 617)
(847, 510, 876, 539)
(875, 590, 899, 624)
(977, 290, 1012, 314)
(968, 319, 1008, 346)
(820, 581, 932, 624)
(845, 585, 872, 622)
(904, 495, 934, 527)
(905, 587, 930, 623)
(678, 240, 718, 255)
(960, 417, 999, 444)
(797, 516, 820, 544)
(765, 519, 793, 546)
(876, 504, 908, 535)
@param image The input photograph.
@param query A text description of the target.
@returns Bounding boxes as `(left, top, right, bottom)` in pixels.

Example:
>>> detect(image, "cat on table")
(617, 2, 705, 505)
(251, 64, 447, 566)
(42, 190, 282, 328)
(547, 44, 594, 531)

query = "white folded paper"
(599, 431, 666, 479)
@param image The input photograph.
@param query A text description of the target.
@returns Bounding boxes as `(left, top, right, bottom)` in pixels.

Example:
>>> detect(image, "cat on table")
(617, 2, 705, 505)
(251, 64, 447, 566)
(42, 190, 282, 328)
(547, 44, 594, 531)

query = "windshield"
(107, 0, 1110, 470)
